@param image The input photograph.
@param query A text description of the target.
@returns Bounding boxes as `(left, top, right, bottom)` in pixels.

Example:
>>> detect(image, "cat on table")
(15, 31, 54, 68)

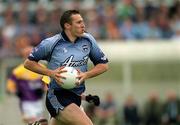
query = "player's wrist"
(85, 72, 91, 79)
(47, 69, 54, 78)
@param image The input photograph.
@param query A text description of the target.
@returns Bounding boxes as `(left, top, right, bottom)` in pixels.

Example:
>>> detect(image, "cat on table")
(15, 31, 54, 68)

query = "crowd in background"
(0, 0, 180, 58)
(84, 90, 180, 125)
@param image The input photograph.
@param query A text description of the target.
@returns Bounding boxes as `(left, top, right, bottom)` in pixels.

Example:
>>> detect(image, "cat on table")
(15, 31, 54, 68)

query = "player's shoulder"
(41, 33, 63, 46)
(81, 33, 98, 47)
(45, 33, 62, 41)
(82, 32, 96, 43)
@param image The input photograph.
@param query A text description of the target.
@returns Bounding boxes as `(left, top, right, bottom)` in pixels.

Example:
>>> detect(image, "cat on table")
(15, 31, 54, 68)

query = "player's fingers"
(76, 73, 82, 79)
(78, 77, 85, 84)
(56, 67, 67, 73)
(54, 67, 64, 72)
(55, 73, 61, 77)
(58, 66, 65, 70)
(76, 73, 85, 83)
(55, 74, 66, 79)
(60, 75, 66, 79)
(57, 69, 67, 73)
(75, 81, 79, 86)
(76, 69, 81, 74)
(60, 70, 67, 74)
(55, 79, 64, 85)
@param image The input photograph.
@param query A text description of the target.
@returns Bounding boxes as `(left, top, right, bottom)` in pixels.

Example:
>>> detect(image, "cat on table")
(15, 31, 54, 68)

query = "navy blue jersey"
(28, 31, 108, 95)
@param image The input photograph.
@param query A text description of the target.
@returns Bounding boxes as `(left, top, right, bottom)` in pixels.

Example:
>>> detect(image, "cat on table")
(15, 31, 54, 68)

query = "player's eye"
(77, 20, 84, 24)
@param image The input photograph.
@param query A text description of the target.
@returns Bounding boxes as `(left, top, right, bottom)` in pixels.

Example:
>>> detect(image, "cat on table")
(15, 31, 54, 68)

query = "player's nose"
(81, 22, 85, 28)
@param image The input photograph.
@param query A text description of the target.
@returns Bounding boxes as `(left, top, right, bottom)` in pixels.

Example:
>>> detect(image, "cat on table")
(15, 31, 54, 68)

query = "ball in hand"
(60, 67, 78, 89)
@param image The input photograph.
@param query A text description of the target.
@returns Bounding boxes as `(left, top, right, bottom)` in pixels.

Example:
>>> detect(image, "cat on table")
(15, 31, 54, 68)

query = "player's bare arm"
(77, 63, 108, 84)
(24, 59, 66, 85)
(24, 59, 53, 76)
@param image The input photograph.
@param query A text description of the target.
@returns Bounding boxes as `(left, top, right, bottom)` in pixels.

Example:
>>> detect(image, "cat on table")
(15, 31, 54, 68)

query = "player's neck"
(64, 30, 77, 43)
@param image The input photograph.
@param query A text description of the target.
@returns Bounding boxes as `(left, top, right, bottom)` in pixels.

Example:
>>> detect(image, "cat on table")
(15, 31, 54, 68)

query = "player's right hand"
(49, 66, 66, 85)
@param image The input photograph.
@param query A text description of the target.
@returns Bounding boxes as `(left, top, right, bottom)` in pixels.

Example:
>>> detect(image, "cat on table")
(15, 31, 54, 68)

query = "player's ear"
(64, 23, 71, 29)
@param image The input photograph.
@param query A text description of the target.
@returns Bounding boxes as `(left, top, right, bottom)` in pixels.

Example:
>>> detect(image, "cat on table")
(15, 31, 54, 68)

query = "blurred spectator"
(116, 0, 136, 21)
(33, 5, 48, 27)
(169, 0, 180, 19)
(157, 3, 174, 39)
(161, 90, 180, 125)
(1, 5, 16, 49)
(132, 3, 160, 40)
(15, 7, 35, 37)
(48, 8, 62, 34)
(172, 26, 180, 41)
(85, 8, 103, 39)
(171, 12, 180, 41)
(31, 5, 48, 46)
(94, 0, 108, 39)
(143, 91, 162, 125)
(15, 34, 31, 56)
(0, 29, 2, 48)
(0, 5, 18, 58)
(95, 92, 117, 125)
(104, 5, 120, 39)
(119, 17, 136, 40)
(132, 6, 149, 40)
(123, 94, 141, 125)
(144, 0, 158, 20)
(146, 17, 161, 39)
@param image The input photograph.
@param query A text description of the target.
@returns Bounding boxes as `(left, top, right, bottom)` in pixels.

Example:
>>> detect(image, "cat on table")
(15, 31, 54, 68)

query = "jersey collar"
(61, 31, 79, 43)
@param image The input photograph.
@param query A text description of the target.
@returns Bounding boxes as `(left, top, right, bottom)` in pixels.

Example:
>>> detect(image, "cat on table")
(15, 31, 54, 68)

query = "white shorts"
(21, 99, 44, 119)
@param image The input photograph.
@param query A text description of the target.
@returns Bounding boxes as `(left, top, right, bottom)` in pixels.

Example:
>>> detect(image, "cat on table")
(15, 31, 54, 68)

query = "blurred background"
(0, 0, 180, 125)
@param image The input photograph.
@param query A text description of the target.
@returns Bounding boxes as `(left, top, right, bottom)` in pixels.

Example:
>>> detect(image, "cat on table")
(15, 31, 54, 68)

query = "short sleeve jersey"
(28, 31, 108, 95)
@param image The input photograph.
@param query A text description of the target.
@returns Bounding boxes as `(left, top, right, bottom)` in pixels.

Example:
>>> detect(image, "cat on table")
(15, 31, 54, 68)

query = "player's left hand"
(76, 70, 88, 85)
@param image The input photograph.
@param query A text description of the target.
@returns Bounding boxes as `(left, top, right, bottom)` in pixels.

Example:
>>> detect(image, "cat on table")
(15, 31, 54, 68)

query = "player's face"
(70, 14, 85, 37)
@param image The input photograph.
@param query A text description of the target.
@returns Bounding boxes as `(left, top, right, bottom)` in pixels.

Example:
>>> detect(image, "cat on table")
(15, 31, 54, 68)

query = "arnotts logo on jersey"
(62, 55, 88, 67)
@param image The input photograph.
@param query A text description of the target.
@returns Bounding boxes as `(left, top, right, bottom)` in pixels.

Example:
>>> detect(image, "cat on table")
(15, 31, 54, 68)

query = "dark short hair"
(60, 10, 80, 30)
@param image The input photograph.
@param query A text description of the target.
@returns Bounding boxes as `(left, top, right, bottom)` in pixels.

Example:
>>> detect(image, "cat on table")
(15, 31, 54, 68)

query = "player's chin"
(78, 32, 85, 37)
(80, 29, 85, 34)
